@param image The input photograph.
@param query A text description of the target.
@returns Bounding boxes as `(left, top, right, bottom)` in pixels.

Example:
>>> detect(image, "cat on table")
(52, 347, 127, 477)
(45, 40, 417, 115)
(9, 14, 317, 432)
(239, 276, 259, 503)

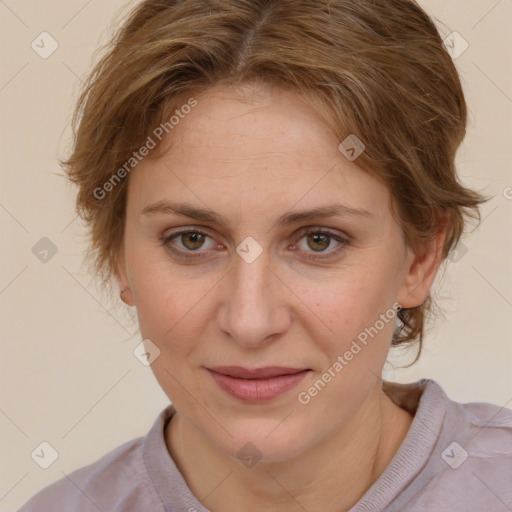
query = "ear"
(114, 245, 135, 307)
(397, 216, 448, 309)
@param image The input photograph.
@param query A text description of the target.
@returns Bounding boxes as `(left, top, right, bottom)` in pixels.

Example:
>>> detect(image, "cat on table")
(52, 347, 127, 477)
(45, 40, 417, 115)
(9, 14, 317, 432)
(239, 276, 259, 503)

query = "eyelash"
(160, 226, 350, 261)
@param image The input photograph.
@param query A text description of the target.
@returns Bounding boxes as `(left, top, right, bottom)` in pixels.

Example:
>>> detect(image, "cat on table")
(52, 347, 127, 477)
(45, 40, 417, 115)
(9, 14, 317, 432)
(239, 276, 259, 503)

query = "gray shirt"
(18, 379, 512, 511)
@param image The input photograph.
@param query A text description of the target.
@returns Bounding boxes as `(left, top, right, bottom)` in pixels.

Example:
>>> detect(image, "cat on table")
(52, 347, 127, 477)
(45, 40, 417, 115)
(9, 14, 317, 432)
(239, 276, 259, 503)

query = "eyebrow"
(141, 200, 373, 229)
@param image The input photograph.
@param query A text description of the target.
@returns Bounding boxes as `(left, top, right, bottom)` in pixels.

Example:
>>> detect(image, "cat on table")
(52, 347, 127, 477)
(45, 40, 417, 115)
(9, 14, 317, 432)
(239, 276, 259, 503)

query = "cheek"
(132, 270, 211, 401)
(304, 267, 395, 329)
(129, 257, 217, 355)
(301, 268, 399, 367)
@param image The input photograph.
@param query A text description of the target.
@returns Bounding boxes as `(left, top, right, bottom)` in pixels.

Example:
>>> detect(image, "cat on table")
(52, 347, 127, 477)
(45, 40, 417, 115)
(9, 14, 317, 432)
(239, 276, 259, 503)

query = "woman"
(19, 0, 512, 511)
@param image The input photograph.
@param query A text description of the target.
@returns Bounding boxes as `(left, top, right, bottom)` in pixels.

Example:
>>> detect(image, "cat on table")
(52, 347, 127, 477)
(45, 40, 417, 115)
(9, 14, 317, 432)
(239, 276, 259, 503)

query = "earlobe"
(397, 222, 447, 309)
(119, 287, 135, 306)
(116, 272, 135, 306)
(114, 249, 135, 307)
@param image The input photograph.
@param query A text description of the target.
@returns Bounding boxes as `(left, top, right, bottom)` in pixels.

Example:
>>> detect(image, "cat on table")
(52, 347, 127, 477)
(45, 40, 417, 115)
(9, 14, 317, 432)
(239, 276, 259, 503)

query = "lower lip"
(206, 369, 310, 403)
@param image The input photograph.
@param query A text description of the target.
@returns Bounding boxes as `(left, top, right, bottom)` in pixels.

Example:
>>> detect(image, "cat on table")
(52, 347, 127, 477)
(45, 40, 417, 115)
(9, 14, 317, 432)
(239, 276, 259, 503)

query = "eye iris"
(307, 233, 330, 252)
(182, 232, 205, 250)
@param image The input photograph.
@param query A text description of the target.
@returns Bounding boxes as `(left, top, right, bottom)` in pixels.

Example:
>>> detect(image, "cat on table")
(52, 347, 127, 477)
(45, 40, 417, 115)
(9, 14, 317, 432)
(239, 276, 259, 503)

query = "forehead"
(168, 84, 339, 165)
(128, 84, 392, 220)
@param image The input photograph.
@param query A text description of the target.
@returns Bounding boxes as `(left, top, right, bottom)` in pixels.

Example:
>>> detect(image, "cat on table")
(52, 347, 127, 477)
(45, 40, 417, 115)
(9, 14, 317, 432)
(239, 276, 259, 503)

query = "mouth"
(205, 366, 311, 402)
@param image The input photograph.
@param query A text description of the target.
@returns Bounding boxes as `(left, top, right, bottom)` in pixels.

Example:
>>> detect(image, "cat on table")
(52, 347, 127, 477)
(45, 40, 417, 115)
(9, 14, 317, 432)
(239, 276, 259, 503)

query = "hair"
(61, 0, 488, 364)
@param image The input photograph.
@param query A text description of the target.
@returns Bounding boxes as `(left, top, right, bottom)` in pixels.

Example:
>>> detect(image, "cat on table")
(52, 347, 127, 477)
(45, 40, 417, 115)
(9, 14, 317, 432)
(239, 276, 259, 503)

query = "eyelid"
(295, 225, 349, 240)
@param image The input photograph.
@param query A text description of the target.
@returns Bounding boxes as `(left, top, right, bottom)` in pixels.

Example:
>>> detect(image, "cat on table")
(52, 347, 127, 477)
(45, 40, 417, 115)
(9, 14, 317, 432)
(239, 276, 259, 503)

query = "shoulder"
(409, 379, 512, 510)
(450, 390, 512, 472)
(378, 379, 512, 511)
(419, 378, 512, 465)
(18, 434, 163, 512)
(438, 379, 512, 449)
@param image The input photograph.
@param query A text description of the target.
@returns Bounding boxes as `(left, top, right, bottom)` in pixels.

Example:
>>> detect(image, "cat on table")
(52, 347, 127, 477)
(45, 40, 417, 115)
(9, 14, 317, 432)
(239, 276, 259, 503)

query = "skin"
(116, 83, 446, 512)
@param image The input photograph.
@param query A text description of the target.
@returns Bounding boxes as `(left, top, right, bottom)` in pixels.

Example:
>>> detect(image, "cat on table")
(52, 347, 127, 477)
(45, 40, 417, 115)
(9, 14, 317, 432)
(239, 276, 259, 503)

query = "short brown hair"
(61, 0, 487, 362)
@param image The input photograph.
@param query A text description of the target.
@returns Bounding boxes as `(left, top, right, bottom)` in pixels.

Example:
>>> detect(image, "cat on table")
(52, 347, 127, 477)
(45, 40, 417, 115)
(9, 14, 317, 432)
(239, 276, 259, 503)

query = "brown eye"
(294, 228, 349, 260)
(161, 229, 217, 257)
(181, 232, 206, 250)
(306, 233, 331, 252)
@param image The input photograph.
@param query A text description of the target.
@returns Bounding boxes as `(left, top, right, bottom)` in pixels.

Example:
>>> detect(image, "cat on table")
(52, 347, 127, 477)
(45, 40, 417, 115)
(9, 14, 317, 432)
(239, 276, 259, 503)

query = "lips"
(209, 366, 307, 379)
(206, 366, 310, 402)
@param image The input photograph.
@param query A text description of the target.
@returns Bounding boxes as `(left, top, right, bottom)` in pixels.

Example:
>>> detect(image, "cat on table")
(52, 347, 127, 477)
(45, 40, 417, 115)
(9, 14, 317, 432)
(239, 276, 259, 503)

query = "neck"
(166, 381, 413, 512)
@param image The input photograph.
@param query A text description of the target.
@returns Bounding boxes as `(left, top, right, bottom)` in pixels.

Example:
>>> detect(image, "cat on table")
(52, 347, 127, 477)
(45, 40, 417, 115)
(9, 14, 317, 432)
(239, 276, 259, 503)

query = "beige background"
(1, 0, 511, 510)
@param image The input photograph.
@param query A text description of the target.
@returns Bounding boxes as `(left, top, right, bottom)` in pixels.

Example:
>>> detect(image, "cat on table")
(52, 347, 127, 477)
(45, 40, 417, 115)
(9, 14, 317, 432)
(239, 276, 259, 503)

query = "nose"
(216, 249, 291, 348)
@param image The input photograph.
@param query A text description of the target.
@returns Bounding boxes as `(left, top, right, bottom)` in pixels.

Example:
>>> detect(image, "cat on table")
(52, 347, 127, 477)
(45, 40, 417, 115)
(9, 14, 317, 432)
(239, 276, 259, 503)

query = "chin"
(211, 419, 313, 465)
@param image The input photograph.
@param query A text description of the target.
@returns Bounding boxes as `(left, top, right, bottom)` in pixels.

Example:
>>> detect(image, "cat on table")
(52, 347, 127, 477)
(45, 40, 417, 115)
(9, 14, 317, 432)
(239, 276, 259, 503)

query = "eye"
(160, 226, 349, 261)
(161, 228, 219, 258)
(293, 228, 349, 259)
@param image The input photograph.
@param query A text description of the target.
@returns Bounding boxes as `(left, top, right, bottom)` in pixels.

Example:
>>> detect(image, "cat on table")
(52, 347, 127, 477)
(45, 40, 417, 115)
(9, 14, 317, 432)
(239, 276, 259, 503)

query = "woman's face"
(118, 84, 431, 462)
